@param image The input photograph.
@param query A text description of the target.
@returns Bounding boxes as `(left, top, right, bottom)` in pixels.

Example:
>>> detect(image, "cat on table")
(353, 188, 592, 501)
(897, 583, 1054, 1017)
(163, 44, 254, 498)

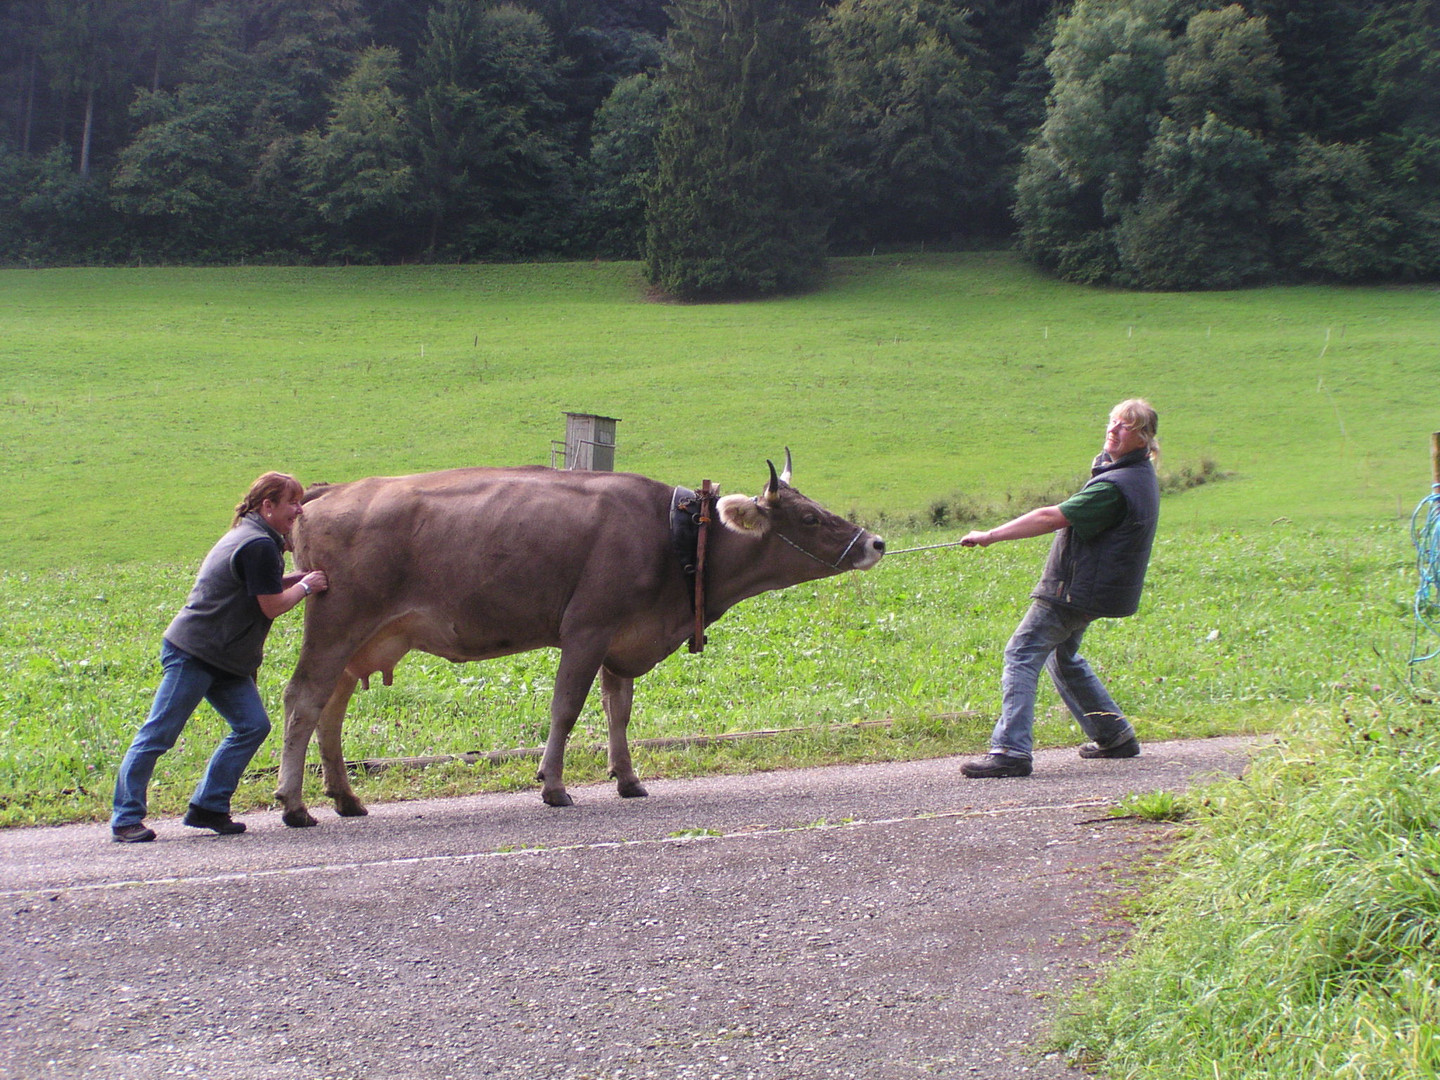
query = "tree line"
(2, 0, 1435, 295)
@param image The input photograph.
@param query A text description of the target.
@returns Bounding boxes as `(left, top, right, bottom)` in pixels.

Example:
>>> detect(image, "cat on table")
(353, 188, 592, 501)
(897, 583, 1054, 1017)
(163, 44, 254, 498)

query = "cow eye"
(802, 513, 819, 527)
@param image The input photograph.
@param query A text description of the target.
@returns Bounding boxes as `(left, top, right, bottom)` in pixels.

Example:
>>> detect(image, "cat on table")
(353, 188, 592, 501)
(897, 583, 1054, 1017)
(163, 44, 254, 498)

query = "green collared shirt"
(1058, 481, 1125, 541)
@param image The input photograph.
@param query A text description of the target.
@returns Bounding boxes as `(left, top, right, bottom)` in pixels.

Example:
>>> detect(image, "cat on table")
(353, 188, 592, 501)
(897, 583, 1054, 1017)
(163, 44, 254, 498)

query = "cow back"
(292, 467, 682, 650)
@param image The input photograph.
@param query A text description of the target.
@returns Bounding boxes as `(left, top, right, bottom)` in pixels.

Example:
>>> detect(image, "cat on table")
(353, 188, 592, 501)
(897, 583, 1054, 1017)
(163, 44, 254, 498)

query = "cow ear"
(717, 493, 771, 536)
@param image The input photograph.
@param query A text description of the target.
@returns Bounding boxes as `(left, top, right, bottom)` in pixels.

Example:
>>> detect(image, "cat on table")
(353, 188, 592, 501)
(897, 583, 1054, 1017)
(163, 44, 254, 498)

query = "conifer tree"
(644, 0, 829, 299)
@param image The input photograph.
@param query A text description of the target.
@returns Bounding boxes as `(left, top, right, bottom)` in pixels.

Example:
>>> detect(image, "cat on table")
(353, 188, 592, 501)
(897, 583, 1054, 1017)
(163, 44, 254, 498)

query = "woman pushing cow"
(109, 472, 329, 843)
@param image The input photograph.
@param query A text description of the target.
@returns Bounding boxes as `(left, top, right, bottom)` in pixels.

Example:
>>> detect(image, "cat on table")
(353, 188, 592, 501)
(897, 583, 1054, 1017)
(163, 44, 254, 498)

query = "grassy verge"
(1054, 693, 1440, 1077)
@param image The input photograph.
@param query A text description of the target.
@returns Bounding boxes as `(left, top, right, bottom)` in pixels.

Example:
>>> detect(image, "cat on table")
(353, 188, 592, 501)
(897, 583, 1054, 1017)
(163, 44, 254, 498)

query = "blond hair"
(1111, 399, 1159, 459)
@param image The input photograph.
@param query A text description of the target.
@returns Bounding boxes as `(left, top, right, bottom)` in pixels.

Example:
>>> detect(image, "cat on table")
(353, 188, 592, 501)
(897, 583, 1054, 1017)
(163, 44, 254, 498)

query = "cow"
(274, 453, 885, 826)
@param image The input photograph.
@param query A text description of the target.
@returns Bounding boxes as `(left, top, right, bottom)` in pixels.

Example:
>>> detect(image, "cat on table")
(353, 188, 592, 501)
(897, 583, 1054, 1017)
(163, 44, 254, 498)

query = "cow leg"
(601, 666, 647, 799)
(278, 674, 325, 828)
(280, 617, 407, 826)
(317, 674, 367, 817)
(279, 649, 360, 828)
(537, 638, 606, 807)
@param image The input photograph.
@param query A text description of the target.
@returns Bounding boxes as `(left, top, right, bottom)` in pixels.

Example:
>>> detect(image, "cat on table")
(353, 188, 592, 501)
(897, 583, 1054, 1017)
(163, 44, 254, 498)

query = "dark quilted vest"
(164, 515, 282, 676)
(1031, 449, 1159, 618)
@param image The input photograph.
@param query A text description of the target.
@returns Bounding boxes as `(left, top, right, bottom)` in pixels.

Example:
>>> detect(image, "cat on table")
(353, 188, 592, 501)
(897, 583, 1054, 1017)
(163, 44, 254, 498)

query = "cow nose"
(873, 537, 885, 553)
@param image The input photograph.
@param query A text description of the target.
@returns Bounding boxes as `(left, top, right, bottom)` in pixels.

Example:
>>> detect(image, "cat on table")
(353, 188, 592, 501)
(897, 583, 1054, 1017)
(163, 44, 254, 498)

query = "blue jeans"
(988, 600, 1136, 761)
(111, 640, 272, 827)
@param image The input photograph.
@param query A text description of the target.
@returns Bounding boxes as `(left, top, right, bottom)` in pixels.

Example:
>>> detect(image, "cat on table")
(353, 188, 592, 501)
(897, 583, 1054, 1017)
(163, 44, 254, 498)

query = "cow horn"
(780, 447, 792, 485)
(764, 459, 781, 505)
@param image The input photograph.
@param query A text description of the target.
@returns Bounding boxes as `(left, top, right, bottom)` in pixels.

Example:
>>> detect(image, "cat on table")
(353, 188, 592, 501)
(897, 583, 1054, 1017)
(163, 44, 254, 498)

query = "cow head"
(717, 450, 885, 571)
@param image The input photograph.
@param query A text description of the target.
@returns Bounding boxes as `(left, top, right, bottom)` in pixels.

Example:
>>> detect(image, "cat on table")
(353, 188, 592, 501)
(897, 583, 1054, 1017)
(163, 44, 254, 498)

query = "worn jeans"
(988, 599, 1136, 761)
(111, 640, 272, 827)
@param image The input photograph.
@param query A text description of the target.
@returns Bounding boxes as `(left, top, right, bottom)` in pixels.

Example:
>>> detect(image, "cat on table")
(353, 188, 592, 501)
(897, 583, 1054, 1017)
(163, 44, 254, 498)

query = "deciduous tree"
(1353, 0, 1440, 277)
(109, 83, 251, 254)
(1114, 6, 1283, 288)
(583, 71, 665, 256)
(298, 46, 416, 257)
(1014, 0, 1178, 280)
(414, 0, 575, 258)
(818, 0, 1007, 249)
(1271, 136, 1397, 281)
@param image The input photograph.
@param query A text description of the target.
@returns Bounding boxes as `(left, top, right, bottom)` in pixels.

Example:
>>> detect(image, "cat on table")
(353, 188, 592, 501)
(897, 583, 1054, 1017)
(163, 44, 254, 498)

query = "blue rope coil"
(1410, 487, 1440, 670)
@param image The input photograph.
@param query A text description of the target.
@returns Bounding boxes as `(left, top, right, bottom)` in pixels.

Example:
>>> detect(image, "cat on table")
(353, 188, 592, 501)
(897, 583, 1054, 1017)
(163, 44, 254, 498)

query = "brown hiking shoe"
(183, 805, 246, 834)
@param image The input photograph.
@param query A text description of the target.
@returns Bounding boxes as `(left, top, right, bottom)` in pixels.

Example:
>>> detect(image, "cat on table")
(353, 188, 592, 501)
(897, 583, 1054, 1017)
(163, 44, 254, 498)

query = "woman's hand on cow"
(261, 571, 329, 619)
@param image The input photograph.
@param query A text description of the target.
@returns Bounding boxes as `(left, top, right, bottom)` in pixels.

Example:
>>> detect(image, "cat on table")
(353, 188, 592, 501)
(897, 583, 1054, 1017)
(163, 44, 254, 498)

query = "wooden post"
(1432, 432, 1440, 489)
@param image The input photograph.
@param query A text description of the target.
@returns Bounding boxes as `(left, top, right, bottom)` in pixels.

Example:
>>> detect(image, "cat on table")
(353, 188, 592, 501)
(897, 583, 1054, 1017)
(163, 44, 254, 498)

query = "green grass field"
(2, 251, 1434, 825)
(3, 252, 1435, 571)
(1054, 696, 1440, 1077)
(0, 518, 1407, 824)
(4, 252, 1440, 1078)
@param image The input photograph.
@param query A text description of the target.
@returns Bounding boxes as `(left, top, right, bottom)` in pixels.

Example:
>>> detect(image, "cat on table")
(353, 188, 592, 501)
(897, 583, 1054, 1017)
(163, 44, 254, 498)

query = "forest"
(1, 0, 1436, 293)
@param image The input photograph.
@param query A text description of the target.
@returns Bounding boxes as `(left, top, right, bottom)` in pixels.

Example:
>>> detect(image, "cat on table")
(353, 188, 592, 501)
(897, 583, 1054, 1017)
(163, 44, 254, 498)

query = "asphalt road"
(1, 737, 1256, 1080)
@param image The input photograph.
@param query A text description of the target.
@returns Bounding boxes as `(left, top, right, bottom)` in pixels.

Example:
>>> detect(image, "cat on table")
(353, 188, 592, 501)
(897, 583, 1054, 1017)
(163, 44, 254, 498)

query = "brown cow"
(276, 454, 884, 825)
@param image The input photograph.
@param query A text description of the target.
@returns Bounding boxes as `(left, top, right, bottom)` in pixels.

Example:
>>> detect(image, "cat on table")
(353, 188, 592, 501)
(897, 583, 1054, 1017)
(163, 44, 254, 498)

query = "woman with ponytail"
(110, 472, 329, 842)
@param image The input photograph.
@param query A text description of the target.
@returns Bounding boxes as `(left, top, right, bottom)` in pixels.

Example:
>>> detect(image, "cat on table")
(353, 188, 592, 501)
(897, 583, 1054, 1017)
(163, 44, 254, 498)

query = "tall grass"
(1054, 698, 1440, 1078)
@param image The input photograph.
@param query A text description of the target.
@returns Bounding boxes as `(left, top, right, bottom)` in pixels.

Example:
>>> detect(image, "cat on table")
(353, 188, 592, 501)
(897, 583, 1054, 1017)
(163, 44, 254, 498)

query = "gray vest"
(1031, 449, 1159, 618)
(164, 515, 283, 676)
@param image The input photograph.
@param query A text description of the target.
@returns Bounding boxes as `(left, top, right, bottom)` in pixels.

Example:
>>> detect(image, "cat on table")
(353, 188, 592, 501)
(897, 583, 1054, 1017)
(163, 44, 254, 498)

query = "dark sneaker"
(111, 822, 157, 844)
(960, 753, 1033, 778)
(183, 805, 246, 835)
(1078, 736, 1141, 759)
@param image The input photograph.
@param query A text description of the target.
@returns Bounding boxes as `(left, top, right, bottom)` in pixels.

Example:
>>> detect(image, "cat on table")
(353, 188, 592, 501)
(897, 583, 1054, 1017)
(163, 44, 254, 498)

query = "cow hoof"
(282, 808, 319, 828)
(333, 797, 369, 818)
(617, 781, 649, 799)
(542, 790, 574, 808)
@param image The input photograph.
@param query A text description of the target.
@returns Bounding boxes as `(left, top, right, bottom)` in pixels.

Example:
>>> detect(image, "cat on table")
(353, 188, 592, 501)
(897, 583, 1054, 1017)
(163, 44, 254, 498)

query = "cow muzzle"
(790, 526, 883, 571)
(817, 527, 881, 570)
(850, 532, 885, 570)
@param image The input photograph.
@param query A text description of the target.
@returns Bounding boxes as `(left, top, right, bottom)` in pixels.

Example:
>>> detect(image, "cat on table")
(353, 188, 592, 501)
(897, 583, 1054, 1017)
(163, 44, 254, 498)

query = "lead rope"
(883, 539, 972, 555)
(775, 531, 969, 563)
